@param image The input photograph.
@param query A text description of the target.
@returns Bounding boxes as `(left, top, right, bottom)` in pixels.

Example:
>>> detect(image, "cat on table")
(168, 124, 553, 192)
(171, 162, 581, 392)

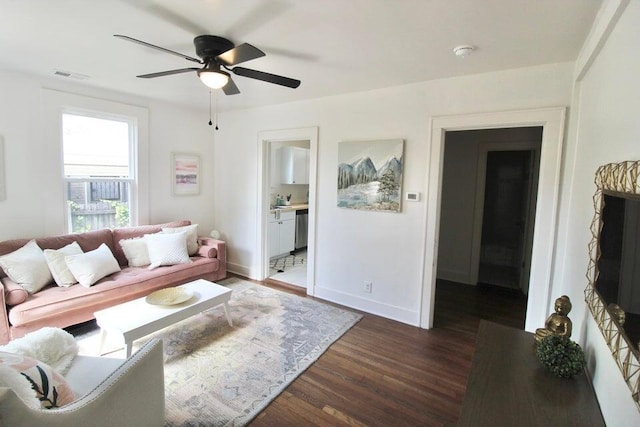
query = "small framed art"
(171, 152, 200, 196)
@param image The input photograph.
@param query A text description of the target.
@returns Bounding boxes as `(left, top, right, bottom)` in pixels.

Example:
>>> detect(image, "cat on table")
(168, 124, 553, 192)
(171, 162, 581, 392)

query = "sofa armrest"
(2, 276, 28, 306)
(0, 280, 10, 344)
(197, 237, 226, 264)
(0, 339, 165, 426)
(196, 245, 218, 258)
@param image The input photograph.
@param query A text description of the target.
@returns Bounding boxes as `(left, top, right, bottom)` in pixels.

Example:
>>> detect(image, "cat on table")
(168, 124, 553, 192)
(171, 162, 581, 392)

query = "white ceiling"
(0, 0, 601, 112)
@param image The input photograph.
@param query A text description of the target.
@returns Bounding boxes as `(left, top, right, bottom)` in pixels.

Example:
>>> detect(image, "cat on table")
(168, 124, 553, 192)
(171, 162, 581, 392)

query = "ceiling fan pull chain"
(215, 92, 219, 131)
(208, 89, 213, 126)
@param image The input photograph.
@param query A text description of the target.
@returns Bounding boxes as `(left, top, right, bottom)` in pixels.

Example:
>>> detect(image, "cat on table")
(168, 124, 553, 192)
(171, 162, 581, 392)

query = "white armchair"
(0, 338, 165, 426)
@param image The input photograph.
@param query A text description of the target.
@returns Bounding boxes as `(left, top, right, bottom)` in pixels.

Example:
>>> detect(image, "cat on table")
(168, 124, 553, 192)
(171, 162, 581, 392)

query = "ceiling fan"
(114, 34, 301, 95)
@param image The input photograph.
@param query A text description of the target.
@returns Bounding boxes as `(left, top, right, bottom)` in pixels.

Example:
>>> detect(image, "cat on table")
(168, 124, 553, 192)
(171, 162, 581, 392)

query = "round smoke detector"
(453, 45, 475, 57)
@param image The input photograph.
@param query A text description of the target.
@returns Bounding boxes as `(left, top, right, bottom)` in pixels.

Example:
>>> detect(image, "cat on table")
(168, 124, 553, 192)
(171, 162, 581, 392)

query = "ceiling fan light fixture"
(197, 69, 230, 89)
(116, 34, 300, 94)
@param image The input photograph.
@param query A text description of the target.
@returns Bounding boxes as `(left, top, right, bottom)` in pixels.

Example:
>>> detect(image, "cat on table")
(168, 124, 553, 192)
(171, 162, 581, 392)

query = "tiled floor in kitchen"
(269, 250, 307, 288)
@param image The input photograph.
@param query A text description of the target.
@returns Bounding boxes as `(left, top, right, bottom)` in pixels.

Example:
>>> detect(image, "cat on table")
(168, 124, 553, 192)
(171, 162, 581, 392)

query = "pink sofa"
(0, 220, 227, 344)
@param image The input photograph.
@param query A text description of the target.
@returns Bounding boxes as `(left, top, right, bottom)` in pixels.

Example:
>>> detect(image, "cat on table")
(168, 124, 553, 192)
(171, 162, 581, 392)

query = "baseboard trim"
(228, 265, 420, 326)
(314, 286, 420, 327)
(437, 268, 472, 284)
(227, 262, 253, 279)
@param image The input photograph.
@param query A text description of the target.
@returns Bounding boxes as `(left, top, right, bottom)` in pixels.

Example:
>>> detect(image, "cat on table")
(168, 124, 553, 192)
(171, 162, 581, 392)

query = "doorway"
(267, 140, 310, 287)
(477, 142, 540, 294)
(435, 128, 541, 327)
(421, 108, 566, 331)
(479, 151, 534, 289)
(257, 127, 318, 296)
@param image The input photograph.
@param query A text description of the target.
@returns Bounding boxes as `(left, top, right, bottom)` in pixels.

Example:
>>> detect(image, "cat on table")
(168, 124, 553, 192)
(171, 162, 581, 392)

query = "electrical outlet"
(364, 281, 372, 293)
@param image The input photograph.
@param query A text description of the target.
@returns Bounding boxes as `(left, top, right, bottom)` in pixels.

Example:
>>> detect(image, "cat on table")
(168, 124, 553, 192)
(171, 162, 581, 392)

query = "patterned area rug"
(76, 278, 362, 426)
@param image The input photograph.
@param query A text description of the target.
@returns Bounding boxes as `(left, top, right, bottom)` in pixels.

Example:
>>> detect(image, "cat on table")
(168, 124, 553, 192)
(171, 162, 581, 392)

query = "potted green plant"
(536, 335, 586, 378)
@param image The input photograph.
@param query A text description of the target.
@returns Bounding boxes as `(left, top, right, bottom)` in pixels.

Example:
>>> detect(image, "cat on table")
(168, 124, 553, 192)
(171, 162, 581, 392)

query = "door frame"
(470, 141, 541, 292)
(420, 107, 566, 332)
(256, 127, 318, 296)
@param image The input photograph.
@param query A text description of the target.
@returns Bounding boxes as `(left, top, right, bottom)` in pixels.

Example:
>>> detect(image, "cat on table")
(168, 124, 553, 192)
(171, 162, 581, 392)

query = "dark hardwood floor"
(249, 277, 528, 426)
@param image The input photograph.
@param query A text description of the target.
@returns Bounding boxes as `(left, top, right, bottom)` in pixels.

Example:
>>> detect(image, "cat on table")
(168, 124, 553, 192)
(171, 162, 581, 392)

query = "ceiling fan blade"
(114, 34, 203, 64)
(231, 67, 300, 88)
(216, 43, 265, 66)
(137, 68, 199, 78)
(222, 77, 240, 95)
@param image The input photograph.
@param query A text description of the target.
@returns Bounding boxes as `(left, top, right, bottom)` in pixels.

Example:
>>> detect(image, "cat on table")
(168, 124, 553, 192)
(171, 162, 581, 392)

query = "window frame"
(61, 109, 139, 232)
(42, 89, 149, 235)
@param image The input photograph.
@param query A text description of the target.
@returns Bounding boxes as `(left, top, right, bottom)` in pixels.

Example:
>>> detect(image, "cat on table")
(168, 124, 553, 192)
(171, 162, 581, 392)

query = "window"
(62, 112, 135, 232)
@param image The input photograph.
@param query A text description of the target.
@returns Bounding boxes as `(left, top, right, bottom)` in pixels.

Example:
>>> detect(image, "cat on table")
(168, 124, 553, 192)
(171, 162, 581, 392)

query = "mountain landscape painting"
(337, 139, 404, 212)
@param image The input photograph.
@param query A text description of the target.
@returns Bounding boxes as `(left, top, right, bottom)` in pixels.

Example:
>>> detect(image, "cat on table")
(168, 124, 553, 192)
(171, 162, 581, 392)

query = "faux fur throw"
(0, 327, 78, 375)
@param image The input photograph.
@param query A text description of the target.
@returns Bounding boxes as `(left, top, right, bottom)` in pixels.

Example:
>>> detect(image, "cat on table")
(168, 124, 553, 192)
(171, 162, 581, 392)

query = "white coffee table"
(94, 279, 233, 357)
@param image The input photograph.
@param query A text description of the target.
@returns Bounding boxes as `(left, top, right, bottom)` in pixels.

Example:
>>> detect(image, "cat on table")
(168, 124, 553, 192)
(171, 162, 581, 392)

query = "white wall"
(553, 1, 640, 424)
(214, 62, 574, 325)
(0, 71, 215, 240)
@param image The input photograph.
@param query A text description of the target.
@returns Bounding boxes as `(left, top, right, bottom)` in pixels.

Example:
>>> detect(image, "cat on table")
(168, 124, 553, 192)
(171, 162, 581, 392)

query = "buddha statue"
(534, 295, 573, 345)
(608, 303, 626, 326)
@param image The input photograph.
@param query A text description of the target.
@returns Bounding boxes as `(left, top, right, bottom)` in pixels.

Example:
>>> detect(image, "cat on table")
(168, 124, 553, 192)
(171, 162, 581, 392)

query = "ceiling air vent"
(53, 70, 89, 80)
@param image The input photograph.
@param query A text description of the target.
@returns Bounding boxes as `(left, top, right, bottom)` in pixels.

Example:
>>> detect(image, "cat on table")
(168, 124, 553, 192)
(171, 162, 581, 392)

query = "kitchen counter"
(270, 203, 308, 213)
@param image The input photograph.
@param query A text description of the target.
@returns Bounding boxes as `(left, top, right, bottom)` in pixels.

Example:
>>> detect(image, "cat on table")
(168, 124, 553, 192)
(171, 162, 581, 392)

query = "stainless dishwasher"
(295, 209, 308, 250)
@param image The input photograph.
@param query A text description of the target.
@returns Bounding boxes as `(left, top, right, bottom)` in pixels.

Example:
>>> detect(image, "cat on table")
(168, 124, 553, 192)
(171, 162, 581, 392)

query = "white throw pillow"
(144, 232, 190, 270)
(0, 240, 53, 293)
(161, 224, 199, 256)
(65, 244, 121, 288)
(119, 237, 151, 267)
(44, 242, 83, 287)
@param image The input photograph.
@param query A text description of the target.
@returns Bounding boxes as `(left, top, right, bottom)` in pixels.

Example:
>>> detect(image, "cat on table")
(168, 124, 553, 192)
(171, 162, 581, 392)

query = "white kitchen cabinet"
(279, 216, 295, 254)
(268, 220, 280, 258)
(280, 146, 309, 184)
(270, 144, 281, 188)
(268, 210, 295, 258)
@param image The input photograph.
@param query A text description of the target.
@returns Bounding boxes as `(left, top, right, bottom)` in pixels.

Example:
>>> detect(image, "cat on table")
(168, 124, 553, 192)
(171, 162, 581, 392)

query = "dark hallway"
(479, 149, 537, 290)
